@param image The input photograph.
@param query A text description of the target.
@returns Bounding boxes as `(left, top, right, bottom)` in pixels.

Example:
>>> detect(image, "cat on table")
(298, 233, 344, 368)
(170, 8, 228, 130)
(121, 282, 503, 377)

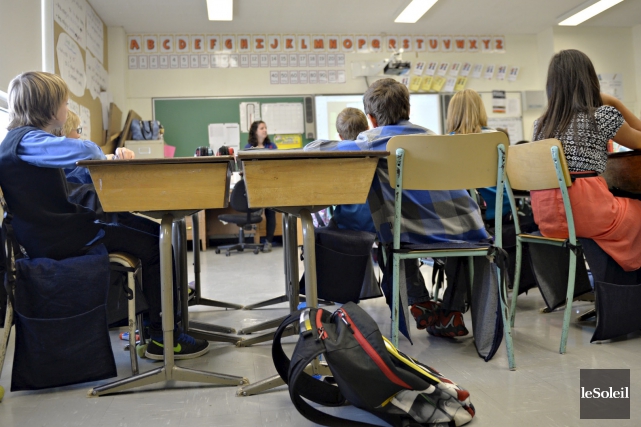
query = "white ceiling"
(88, 0, 641, 35)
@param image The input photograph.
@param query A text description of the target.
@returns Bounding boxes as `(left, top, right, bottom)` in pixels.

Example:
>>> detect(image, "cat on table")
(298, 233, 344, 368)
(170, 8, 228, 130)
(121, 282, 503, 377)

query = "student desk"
(602, 150, 641, 193)
(78, 157, 248, 396)
(235, 150, 386, 396)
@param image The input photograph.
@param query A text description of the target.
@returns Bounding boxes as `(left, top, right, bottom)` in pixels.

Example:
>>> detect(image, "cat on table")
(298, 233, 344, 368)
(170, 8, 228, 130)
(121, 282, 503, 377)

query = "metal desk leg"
(174, 219, 240, 344)
(189, 213, 244, 312)
(237, 210, 320, 396)
(242, 214, 331, 312)
(89, 215, 248, 397)
(236, 214, 300, 345)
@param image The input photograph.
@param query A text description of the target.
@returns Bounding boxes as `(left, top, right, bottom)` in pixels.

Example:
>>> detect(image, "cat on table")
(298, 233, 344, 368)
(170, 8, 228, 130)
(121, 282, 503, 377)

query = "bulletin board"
(53, 0, 109, 150)
(153, 96, 314, 158)
(479, 91, 524, 143)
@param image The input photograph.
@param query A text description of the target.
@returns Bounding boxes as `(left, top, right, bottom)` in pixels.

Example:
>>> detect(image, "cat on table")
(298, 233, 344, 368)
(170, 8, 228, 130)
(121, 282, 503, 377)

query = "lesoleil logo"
(581, 387, 629, 399)
(580, 369, 630, 420)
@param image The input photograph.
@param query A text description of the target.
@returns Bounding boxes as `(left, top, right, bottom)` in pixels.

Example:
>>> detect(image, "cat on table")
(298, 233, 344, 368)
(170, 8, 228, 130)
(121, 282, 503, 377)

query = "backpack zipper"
(316, 309, 328, 341)
(336, 308, 411, 390)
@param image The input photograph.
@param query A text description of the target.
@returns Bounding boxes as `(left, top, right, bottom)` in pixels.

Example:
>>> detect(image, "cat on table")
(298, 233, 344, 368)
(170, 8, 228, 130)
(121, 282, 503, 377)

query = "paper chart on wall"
(79, 105, 91, 141)
(86, 52, 108, 99)
(598, 73, 624, 100)
(261, 103, 304, 134)
(54, 0, 86, 49)
(487, 117, 523, 144)
(208, 123, 241, 150)
(240, 102, 261, 132)
(68, 99, 80, 115)
(85, 3, 104, 62)
(57, 32, 86, 97)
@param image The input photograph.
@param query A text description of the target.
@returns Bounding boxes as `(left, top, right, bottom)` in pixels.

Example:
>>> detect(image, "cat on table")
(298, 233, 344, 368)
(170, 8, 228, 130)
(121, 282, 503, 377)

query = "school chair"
(0, 189, 144, 400)
(504, 139, 578, 354)
(215, 179, 264, 256)
(387, 132, 515, 370)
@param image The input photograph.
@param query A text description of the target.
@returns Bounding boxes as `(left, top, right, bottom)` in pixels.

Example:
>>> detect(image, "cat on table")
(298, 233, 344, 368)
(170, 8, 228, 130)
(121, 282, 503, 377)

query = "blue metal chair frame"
(388, 133, 515, 370)
(506, 140, 577, 354)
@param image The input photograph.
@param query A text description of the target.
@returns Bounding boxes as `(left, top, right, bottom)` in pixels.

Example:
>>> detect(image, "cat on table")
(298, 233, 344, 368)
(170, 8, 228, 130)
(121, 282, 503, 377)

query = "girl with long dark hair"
(531, 49, 641, 271)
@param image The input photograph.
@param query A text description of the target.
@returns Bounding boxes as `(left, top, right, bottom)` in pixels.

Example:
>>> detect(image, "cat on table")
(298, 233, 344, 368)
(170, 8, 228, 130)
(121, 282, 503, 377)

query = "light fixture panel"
(395, 0, 439, 24)
(558, 0, 624, 26)
(207, 0, 233, 21)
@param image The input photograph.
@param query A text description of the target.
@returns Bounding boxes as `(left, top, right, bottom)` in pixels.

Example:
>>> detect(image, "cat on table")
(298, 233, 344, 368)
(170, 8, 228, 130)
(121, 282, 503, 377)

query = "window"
(0, 90, 9, 142)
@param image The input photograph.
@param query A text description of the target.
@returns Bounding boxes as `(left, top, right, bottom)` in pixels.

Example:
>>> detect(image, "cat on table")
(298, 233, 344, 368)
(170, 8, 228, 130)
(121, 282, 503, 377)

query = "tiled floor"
(1, 245, 640, 426)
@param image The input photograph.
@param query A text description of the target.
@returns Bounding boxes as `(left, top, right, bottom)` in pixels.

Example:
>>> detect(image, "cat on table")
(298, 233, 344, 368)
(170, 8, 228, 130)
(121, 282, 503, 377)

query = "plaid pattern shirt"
(329, 121, 488, 245)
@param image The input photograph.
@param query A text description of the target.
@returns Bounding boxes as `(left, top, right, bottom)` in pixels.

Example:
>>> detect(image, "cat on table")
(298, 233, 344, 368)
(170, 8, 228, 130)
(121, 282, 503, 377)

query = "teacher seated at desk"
(243, 120, 277, 252)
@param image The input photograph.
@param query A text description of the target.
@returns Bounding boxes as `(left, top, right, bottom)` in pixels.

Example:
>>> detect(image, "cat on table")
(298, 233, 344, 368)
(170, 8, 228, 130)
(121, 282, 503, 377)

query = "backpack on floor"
(272, 302, 475, 427)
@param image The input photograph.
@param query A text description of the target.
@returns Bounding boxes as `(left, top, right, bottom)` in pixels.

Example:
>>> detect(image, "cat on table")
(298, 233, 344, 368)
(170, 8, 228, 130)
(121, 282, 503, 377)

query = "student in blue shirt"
(445, 89, 511, 222)
(307, 79, 489, 341)
(0, 71, 209, 360)
(244, 120, 277, 251)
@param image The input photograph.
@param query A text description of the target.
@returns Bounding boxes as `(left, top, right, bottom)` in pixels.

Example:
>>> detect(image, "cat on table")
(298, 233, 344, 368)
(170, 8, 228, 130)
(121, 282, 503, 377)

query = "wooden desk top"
(78, 156, 233, 213)
(238, 150, 388, 160)
(602, 150, 641, 193)
(240, 150, 388, 209)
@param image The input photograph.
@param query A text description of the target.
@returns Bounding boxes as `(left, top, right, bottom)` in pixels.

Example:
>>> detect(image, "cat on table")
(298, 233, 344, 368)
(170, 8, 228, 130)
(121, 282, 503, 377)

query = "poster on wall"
(79, 105, 91, 140)
(86, 52, 108, 99)
(56, 32, 86, 97)
(54, 0, 86, 49)
(85, 4, 104, 62)
(598, 73, 624, 100)
(261, 103, 304, 134)
(239, 102, 261, 132)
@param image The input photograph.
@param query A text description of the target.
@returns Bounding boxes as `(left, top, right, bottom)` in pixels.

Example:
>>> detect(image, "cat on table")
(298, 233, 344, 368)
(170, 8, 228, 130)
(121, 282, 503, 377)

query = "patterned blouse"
(533, 105, 624, 174)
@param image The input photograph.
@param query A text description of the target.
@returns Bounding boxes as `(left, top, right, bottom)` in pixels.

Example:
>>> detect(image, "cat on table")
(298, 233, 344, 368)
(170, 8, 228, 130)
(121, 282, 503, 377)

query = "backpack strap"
(274, 309, 417, 427)
(272, 309, 345, 406)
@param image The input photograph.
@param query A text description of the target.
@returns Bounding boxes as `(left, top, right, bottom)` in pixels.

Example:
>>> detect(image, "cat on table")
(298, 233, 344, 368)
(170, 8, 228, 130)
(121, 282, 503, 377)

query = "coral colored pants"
(531, 176, 641, 272)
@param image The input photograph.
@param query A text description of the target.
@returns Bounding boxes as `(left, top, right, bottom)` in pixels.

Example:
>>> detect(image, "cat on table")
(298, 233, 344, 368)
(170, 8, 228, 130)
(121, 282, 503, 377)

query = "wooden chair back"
(506, 139, 572, 191)
(387, 132, 508, 190)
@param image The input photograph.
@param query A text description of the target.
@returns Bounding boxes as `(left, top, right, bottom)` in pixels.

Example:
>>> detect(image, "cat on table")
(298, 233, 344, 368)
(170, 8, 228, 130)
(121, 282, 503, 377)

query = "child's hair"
(7, 71, 69, 130)
(536, 49, 602, 140)
(446, 89, 487, 135)
(363, 78, 410, 127)
(247, 120, 271, 147)
(336, 108, 368, 140)
(217, 145, 234, 155)
(52, 110, 81, 137)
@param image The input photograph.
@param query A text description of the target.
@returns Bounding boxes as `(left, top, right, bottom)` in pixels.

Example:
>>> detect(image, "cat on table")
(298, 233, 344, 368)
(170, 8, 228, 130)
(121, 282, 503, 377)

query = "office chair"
(215, 179, 264, 256)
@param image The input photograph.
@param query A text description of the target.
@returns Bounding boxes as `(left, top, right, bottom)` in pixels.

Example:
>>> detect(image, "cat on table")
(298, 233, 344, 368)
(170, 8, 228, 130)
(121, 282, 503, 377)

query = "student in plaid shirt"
(306, 78, 488, 340)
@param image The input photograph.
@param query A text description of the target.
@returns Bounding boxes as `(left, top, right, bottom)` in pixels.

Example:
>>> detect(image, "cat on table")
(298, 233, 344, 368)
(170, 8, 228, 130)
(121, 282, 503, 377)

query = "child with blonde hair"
(0, 71, 209, 360)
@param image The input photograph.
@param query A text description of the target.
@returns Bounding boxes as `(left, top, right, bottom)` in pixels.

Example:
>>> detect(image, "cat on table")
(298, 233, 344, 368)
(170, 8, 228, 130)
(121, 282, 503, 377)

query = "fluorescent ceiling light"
(207, 0, 233, 21)
(395, 0, 438, 23)
(558, 0, 624, 26)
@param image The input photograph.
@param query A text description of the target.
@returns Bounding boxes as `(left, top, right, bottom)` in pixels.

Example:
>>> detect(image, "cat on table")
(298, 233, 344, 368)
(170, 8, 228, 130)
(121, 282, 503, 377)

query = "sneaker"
(262, 242, 272, 253)
(410, 301, 440, 330)
(144, 333, 210, 360)
(428, 311, 469, 338)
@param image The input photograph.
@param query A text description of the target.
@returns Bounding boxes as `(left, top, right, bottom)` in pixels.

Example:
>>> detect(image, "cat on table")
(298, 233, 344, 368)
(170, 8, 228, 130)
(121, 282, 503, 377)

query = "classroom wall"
(113, 28, 641, 144)
(108, 26, 128, 120)
(0, 0, 42, 92)
(553, 26, 638, 114)
(633, 24, 641, 116)
(120, 34, 543, 139)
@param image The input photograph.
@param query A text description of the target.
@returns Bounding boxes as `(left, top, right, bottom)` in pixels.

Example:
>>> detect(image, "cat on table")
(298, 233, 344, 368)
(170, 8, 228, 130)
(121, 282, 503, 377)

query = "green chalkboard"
(154, 97, 314, 158)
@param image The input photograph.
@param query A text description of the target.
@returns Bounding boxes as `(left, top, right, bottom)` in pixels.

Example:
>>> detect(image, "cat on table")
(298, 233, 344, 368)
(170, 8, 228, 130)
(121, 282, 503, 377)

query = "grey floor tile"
(1, 246, 640, 426)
